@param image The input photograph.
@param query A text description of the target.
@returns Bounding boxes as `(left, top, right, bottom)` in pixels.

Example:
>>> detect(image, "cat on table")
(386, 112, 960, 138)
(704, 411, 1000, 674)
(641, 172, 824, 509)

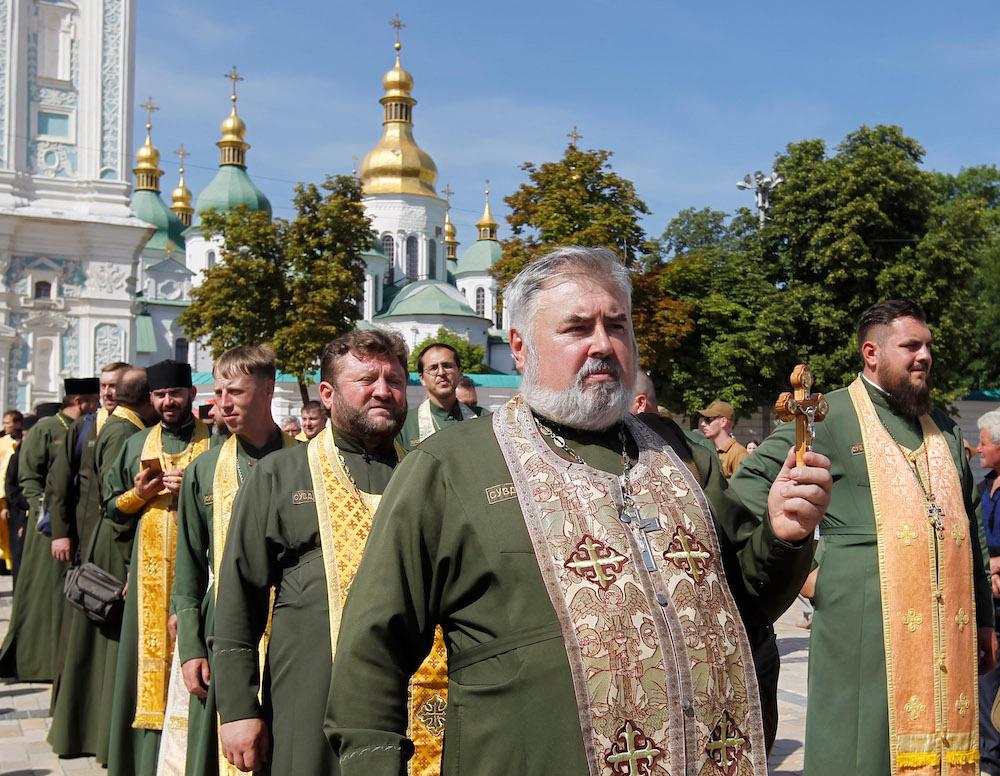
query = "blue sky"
(135, 1, 1000, 242)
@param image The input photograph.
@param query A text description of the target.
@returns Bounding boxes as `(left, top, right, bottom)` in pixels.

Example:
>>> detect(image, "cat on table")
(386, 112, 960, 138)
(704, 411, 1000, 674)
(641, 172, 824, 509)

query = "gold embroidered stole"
(308, 426, 448, 776)
(493, 397, 766, 776)
(848, 378, 978, 773)
(96, 407, 110, 434)
(416, 399, 475, 445)
(133, 420, 212, 730)
(0, 436, 17, 571)
(209, 432, 295, 776)
(112, 404, 146, 430)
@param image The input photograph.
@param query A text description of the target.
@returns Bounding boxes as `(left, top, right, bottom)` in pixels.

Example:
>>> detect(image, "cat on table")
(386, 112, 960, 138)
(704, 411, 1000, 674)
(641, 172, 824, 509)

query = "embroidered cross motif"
(956, 692, 970, 718)
(955, 608, 970, 632)
(564, 535, 628, 589)
(896, 524, 917, 546)
(951, 524, 966, 545)
(706, 713, 748, 775)
(901, 608, 923, 632)
(415, 693, 447, 738)
(604, 720, 660, 775)
(904, 695, 926, 720)
(662, 526, 712, 583)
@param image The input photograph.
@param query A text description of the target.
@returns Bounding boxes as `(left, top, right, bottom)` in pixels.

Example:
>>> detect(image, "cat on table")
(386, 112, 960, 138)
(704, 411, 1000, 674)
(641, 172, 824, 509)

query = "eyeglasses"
(423, 362, 458, 375)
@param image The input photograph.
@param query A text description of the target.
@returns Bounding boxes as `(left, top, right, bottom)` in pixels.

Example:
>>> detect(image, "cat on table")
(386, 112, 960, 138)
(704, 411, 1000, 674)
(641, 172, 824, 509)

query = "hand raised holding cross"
(766, 364, 833, 543)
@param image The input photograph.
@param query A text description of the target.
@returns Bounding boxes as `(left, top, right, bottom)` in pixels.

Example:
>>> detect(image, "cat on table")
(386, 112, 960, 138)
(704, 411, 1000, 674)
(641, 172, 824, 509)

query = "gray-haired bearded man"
(326, 245, 832, 775)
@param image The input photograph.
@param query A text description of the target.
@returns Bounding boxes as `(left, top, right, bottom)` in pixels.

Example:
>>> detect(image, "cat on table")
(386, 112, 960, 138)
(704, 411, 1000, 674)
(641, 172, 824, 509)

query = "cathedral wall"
(364, 193, 447, 285)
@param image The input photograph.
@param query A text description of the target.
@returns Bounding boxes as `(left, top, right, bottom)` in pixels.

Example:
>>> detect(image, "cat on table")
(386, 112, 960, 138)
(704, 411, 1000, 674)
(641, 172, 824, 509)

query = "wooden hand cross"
(775, 364, 828, 466)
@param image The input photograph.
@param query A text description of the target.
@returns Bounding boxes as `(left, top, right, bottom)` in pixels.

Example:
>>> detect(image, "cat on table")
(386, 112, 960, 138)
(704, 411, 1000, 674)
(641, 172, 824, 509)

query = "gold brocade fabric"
(493, 397, 767, 776)
(112, 405, 146, 431)
(132, 420, 211, 731)
(308, 426, 447, 776)
(0, 435, 17, 571)
(848, 379, 978, 774)
(211, 433, 295, 776)
(96, 407, 110, 434)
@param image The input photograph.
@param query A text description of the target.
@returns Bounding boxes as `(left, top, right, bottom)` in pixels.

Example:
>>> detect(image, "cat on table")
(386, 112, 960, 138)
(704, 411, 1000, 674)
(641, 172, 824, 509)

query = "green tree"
(408, 327, 488, 374)
(272, 176, 374, 397)
(178, 175, 373, 402)
(761, 125, 992, 402)
(491, 145, 654, 288)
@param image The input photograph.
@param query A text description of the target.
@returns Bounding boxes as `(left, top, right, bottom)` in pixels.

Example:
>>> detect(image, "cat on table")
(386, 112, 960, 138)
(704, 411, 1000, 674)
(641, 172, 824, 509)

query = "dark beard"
(331, 393, 406, 446)
(881, 371, 932, 418)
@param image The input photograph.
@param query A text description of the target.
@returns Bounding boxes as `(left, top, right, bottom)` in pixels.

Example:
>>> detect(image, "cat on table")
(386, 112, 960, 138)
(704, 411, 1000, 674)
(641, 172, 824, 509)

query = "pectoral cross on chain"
(620, 497, 661, 572)
(775, 364, 829, 466)
(927, 499, 945, 535)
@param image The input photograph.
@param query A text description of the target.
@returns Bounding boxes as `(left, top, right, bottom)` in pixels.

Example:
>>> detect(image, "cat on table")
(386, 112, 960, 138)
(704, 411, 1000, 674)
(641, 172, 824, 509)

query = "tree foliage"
(407, 327, 488, 374)
(491, 145, 655, 288)
(178, 175, 372, 400)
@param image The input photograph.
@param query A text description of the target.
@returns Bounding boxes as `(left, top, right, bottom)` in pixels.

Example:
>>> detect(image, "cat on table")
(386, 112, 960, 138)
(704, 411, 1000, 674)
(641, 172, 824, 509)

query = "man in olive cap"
(697, 399, 748, 478)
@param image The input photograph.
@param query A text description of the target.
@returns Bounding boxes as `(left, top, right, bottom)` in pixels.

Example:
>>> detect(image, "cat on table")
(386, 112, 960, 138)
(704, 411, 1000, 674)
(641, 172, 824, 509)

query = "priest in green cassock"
(105, 360, 212, 776)
(325, 247, 832, 775)
(168, 345, 291, 776)
(213, 330, 448, 776)
(47, 368, 155, 762)
(732, 299, 995, 776)
(0, 377, 100, 682)
(397, 343, 475, 451)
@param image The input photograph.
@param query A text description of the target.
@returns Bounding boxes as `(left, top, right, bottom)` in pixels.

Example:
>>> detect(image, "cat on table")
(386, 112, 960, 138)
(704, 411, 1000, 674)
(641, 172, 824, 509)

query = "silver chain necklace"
(535, 417, 661, 571)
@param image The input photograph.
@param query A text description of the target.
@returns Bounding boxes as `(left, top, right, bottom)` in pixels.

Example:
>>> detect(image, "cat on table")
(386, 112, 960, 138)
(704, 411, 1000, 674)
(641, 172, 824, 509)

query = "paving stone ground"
(0, 572, 811, 775)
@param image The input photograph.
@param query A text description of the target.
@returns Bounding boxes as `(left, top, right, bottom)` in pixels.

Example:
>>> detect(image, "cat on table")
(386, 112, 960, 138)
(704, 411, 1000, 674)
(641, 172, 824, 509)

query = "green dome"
(456, 239, 502, 276)
(130, 190, 187, 253)
(194, 165, 272, 223)
(374, 280, 484, 320)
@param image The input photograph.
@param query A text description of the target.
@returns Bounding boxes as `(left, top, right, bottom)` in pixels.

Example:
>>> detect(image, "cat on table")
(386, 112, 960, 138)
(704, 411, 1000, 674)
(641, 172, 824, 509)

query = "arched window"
(382, 235, 395, 285)
(475, 287, 486, 317)
(495, 292, 504, 329)
(406, 236, 419, 281)
(427, 240, 437, 279)
(174, 337, 189, 363)
(34, 280, 52, 299)
(207, 251, 216, 269)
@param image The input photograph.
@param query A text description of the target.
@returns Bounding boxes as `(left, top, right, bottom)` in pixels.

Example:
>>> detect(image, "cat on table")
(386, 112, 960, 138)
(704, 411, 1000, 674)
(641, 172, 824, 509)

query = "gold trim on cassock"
(308, 425, 447, 775)
(848, 378, 978, 775)
(132, 420, 211, 731)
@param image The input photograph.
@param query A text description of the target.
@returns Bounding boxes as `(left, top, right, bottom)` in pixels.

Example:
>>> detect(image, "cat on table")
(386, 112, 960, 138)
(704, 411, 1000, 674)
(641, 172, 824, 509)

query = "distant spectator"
(300, 400, 329, 440)
(282, 416, 302, 437)
(977, 409, 1000, 775)
(696, 399, 748, 478)
(455, 377, 488, 417)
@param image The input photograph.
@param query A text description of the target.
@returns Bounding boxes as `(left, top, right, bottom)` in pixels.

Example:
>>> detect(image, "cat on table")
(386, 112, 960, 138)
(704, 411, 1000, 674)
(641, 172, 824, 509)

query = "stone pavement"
(0, 572, 813, 775)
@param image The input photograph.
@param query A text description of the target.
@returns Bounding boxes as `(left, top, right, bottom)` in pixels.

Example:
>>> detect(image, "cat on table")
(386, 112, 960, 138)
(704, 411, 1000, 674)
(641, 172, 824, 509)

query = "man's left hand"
(767, 447, 832, 543)
(979, 628, 998, 675)
(51, 537, 72, 562)
(162, 468, 184, 496)
(167, 612, 178, 640)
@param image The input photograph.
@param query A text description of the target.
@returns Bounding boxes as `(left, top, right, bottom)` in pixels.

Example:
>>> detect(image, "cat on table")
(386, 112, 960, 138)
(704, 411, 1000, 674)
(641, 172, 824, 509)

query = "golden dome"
(218, 67, 250, 167)
(444, 210, 456, 241)
(359, 40, 438, 197)
(476, 187, 498, 241)
(170, 145, 194, 227)
(133, 99, 163, 193)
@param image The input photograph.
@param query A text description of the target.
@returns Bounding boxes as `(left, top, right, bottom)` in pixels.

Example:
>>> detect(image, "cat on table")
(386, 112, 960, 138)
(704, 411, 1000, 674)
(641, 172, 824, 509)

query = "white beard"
(520, 351, 631, 431)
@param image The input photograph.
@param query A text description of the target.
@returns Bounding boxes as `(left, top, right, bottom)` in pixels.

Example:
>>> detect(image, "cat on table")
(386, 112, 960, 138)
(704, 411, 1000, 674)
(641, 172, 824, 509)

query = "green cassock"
(325, 412, 812, 775)
(0, 411, 72, 681)
(730, 377, 993, 776)
(397, 400, 466, 452)
(105, 420, 203, 776)
(171, 430, 287, 776)
(212, 429, 397, 776)
(47, 412, 146, 762)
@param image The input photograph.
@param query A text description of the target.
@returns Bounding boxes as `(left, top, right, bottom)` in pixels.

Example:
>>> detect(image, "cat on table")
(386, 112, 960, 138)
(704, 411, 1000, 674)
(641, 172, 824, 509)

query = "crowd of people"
(0, 245, 995, 776)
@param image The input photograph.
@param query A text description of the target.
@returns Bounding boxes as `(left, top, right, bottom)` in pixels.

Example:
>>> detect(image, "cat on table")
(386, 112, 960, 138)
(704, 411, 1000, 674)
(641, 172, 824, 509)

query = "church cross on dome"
(389, 13, 405, 49)
(139, 96, 158, 131)
(174, 144, 189, 168)
(568, 126, 583, 148)
(442, 184, 454, 201)
(224, 65, 244, 103)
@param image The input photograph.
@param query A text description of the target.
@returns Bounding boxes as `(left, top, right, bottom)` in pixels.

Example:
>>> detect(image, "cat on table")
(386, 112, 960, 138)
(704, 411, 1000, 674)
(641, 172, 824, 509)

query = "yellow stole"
(112, 404, 146, 431)
(308, 426, 448, 776)
(210, 432, 295, 776)
(96, 406, 110, 434)
(132, 419, 212, 730)
(848, 378, 978, 773)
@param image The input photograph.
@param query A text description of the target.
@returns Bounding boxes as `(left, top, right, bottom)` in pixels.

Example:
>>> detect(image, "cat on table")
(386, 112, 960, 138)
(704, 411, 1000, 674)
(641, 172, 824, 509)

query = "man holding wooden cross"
(733, 298, 995, 776)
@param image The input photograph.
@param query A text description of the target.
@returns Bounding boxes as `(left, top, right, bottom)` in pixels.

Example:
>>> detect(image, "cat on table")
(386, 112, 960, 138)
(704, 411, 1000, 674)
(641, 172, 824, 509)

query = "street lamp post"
(736, 170, 784, 228)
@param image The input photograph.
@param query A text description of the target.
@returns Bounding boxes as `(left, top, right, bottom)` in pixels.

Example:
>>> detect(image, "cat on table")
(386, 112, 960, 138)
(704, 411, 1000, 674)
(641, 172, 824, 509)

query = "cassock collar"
(330, 424, 398, 466)
(237, 425, 284, 459)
